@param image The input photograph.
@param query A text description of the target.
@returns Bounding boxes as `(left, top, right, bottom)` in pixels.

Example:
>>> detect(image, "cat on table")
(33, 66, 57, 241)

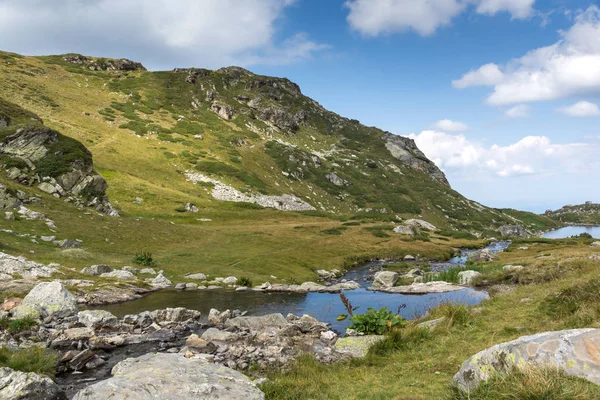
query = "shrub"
(132, 251, 156, 266)
(348, 307, 406, 335)
(238, 276, 253, 287)
(321, 227, 347, 235)
(0, 347, 58, 377)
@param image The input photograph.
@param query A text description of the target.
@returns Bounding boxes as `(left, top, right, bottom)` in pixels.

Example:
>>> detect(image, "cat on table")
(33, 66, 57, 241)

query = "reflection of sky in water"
(93, 288, 488, 333)
(543, 226, 600, 239)
(92, 241, 519, 333)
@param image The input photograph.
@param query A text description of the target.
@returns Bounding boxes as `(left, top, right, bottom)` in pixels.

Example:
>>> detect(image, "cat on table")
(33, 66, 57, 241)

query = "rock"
(153, 308, 201, 324)
(51, 327, 95, 347)
(100, 270, 135, 280)
(223, 276, 238, 285)
(235, 286, 248, 292)
(453, 329, 600, 392)
(294, 314, 321, 332)
(12, 281, 78, 319)
(404, 254, 415, 261)
(122, 266, 138, 274)
(69, 349, 96, 371)
(225, 313, 288, 331)
(59, 239, 81, 249)
(185, 283, 198, 290)
(1, 297, 22, 311)
(393, 225, 414, 235)
(383, 133, 449, 185)
(417, 317, 446, 330)
(38, 182, 58, 195)
(210, 102, 235, 120)
(498, 225, 530, 238)
(185, 272, 207, 280)
(468, 249, 497, 262)
(139, 268, 156, 275)
(208, 309, 231, 325)
(0, 367, 67, 399)
(591, 242, 600, 247)
(184, 203, 199, 213)
(503, 265, 524, 271)
(0, 252, 59, 280)
(4, 211, 15, 220)
(81, 264, 112, 276)
(72, 353, 264, 399)
(77, 310, 118, 328)
(40, 235, 56, 242)
(201, 328, 240, 342)
(334, 336, 385, 358)
(186, 334, 217, 353)
(325, 172, 347, 187)
(321, 331, 337, 341)
(458, 270, 481, 285)
(404, 219, 437, 231)
(372, 271, 399, 288)
(368, 281, 465, 294)
(151, 273, 172, 287)
(175, 283, 186, 290)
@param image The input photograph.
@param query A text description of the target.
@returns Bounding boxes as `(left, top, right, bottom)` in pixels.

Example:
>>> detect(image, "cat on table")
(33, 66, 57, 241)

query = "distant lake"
(543, 226, 600, 239)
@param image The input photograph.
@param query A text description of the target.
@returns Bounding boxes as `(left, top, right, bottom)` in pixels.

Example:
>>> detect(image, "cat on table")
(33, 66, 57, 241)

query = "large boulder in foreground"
(372, 271, 399, 288)
(0, 367, 66, 399)
(453, 329, 600, 392)
(72, 353, 264, 400)
(12, 281, 78, 319)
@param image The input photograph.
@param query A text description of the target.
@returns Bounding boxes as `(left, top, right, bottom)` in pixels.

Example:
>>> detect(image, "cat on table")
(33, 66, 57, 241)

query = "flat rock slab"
(0, 367, 66, 400)
(453, 328, 600, 392)
(72, 353, 264, 399)
(334, 335, 385, 358)
(367, 281, 464, 294)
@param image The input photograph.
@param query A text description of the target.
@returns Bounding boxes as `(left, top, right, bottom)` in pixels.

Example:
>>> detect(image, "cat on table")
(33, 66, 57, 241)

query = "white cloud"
(452, 63, 505, 89)
(407, 130, 594, 178)
(558, 101, 600, 117)
(475, 0, 535, 19)
(0, 0, 327, 70)
(345, 0, 536, 37)
(433, 119, 469, 131)
(505, 104, 531, 117)
(454, 6, 600, 105)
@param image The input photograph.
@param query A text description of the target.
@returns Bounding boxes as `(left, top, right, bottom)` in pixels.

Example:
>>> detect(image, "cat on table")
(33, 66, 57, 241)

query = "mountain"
(0, 51, 558, 283)
(545, 202, 600, 225)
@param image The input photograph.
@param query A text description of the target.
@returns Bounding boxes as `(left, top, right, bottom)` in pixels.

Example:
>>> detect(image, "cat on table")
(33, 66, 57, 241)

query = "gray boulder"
(151, 273, 172, 287)
(499, 225, 529, 238)
(458, 270, 481, 285)
(78, 310, 118, 328)
(405, 219, 437, 231)
(372, 271, 399, 288)
(72, 353, 265, 399)
(12, 281, 78, 319)
(81, 264, 112, 276)
(185, 272, 207, 280)
(0, 367, 66, 399)
(393, 225, 414, 235)
(453, 329, 600, 392)
(100, 270, 135, 280)
(334, 336, 385, 358)
(225, 313, 288, 331)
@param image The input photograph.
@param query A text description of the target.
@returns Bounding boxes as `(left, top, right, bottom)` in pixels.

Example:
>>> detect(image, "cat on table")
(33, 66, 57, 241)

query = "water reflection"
(543, 226, 600, 239)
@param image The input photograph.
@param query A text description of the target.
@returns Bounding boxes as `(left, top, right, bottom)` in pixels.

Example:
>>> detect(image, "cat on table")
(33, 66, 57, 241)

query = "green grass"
(0, 317, 38, 334)
(0, 347, 58, 377)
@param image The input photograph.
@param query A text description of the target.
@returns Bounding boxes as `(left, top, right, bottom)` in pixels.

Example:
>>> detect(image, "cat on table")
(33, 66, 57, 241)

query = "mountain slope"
(545, 202, 600, 225)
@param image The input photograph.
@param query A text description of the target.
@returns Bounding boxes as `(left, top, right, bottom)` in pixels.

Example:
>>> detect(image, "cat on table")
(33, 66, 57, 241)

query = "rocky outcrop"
(72, 353, 265, 400)
(458, 270, 481, 285)
(405, 219, 437, 231)
(0, 367, 66, 400)
(499, 225, 530, 238)
(334, 336, 385, 358)
(62, 54, 145, 71)
(12, 281, 78, 319)
(383, 133, 449, 186)
(187, 172, 315, 211)
(0, 102, 118, 216)
(0, 252, 59, 281)
(453, 329, 600, 392)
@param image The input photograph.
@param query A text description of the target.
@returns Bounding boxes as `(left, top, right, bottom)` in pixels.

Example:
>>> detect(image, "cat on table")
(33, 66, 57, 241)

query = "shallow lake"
(92, 242, 511, 333)
(543, 226, 600, 239)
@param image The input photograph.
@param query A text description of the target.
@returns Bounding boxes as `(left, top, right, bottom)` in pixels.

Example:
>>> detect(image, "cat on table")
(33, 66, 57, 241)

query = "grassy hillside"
(545, 203, 600, 225)
(0, 51, 555, 285)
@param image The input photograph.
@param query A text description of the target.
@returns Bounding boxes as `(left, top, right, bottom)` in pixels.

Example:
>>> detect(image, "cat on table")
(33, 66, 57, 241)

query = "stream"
(91, 241, 511, 332)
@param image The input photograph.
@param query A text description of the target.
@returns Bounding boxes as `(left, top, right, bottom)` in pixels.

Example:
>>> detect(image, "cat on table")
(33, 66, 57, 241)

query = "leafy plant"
(348, 307, 406, 335)
(132, 251, 156, 266)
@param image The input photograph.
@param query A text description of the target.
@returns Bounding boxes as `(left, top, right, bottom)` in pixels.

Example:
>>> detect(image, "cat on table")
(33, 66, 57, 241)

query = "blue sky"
(0, 0, 599, 212)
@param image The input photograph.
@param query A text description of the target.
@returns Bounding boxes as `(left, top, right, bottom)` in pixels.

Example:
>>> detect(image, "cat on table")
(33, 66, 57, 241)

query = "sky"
(0, 0, 599, 212)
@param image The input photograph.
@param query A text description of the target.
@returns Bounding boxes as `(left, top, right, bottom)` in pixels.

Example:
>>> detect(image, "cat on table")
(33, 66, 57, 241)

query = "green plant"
(348, 307, 406, 335)
(132, 251, 156, 266)
(174, 205, 187, 213)
(321, 227, 347, 235)
(0, 347, 58, 377)
(0, 317, 38, 334)
(238, 276, 253, 287)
